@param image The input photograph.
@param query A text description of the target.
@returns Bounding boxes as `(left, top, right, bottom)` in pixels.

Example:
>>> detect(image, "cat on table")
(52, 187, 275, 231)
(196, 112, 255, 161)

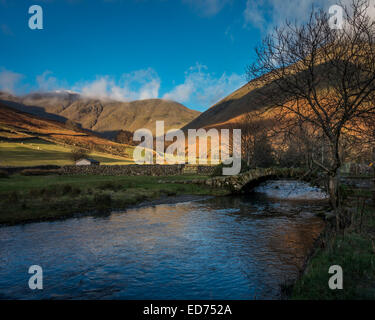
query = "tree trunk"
(372, 147, 375, 205)
(329, 173, 341, 230)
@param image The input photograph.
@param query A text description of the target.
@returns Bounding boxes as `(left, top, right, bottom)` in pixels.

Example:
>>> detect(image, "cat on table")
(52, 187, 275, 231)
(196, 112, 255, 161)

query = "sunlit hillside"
(0, 92, 201, 139)
(0, 104, 135, 166)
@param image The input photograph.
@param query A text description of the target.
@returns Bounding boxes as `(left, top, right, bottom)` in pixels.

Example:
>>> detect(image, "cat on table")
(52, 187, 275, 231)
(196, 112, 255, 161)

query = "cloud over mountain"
(163, 63, 245, 110)
(78, 68, 161, 102)
(0, 64, 244, 111)
(0, 69, 23, 93)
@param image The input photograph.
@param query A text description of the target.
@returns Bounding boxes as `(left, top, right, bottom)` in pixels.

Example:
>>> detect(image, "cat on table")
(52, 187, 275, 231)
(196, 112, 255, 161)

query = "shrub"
(20, 169, 61, 176)
(29, 189, 41, 197)
(42, 186, 59, 198)
(115, 129, 135, 145)
(72, 187, 81, 196)
(0, 169, 9, 179)
(99, 182, 117, 190)
(7, 191, 18, 202)
(70, 147, 89, 162)
(61, 184, 73, 195)
(160, 189, 177, 196)
(94, 193, 112, 208)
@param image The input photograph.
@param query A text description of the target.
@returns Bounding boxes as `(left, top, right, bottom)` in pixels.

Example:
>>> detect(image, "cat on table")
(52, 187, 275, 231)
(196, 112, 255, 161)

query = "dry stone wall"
(60, 164, 215, 176)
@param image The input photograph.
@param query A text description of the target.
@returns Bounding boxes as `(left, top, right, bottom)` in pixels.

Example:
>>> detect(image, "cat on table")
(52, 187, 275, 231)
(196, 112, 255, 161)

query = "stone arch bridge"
(195, 167, 309, 193)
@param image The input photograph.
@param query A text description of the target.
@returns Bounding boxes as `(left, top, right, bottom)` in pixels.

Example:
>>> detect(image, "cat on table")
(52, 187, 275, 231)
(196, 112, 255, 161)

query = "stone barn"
(75, 158, 100, 166)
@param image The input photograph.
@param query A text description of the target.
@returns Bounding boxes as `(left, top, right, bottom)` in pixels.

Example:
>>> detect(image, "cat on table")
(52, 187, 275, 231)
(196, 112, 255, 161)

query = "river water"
(0, 180, 327, 300)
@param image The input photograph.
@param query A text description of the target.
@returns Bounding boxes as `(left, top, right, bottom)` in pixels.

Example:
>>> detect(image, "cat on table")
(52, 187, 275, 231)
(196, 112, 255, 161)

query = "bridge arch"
(205, 168, 310, 193)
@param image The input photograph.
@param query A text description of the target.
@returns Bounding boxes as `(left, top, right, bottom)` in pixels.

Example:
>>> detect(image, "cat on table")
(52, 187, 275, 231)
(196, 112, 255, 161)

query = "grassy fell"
(0, 140, 133, 166)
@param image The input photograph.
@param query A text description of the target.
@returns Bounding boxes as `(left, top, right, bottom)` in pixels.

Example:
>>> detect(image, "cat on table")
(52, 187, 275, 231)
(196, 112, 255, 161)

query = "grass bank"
(0, 174, 229, 225)
(291, 231, 375, 299)
(290, 185, 375, 300)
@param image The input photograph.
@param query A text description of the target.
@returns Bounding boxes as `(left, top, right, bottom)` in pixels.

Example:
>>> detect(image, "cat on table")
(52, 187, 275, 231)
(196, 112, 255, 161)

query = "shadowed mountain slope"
(0, 92, 200, 138)
(0, 103, 132, 159)
(182, 82, 262, 130)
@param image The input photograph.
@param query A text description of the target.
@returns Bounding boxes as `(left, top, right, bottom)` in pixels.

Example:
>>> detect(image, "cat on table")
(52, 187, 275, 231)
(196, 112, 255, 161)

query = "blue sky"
(0, 0, 342, 111)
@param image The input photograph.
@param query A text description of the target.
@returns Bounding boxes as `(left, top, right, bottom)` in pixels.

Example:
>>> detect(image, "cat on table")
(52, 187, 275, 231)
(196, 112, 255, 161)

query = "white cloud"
(78, 68, 161, 101)
(36, 71, 61, 91)
(243, 0, 374, 32)
(80, 77, 109, 99)
(0, 65, 244, 110)
(122, 69, 161, 100)
(225, 26, 235, 42)
(0, 69, 24, 93)
(163, 81, 195, 102)
(163, 63, 245, 109)
(183, 0, 231, 16)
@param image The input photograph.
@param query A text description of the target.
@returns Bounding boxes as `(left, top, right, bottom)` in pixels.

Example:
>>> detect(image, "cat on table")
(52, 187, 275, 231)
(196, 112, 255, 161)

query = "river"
(0, 180, 327, 299)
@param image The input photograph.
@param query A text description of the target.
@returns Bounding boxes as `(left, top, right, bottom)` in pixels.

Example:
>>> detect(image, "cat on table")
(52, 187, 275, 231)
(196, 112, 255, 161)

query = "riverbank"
(0, 174, 230, 226)
(290, 195, 375, 299)
(0, 184, 325, 300)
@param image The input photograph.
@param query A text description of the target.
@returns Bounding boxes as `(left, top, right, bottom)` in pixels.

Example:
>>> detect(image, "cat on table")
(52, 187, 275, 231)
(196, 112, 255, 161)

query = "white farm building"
(75, 158, 100, 166)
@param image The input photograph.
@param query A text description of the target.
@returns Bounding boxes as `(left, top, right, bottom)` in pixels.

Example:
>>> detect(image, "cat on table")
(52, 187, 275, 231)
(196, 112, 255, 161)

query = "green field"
(0, 139, 134, 166)
(0, 174, 209, 193)
(0, 174, 227, 225)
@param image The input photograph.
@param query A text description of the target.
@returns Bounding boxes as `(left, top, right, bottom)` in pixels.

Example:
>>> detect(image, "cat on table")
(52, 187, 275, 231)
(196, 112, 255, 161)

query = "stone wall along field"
(60, 164, 216, 176)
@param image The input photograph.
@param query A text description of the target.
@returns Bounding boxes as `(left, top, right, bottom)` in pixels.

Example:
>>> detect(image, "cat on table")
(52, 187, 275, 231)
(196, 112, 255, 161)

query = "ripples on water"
(0, 180, 327, 300)
(254, 180, 329, 200)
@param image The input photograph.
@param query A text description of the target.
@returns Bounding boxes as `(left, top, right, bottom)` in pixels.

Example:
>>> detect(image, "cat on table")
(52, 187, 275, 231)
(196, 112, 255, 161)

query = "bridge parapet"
(201, 167, 307, 193)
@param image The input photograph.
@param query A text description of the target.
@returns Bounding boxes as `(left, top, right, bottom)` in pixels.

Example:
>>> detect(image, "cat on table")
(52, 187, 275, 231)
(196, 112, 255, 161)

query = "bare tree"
(247, 0, 375, 221)
(238, 112, 275, 168)
(69, 147, 89, 162)
(115, 129, 135, 145)
(277, 121, 317, 169)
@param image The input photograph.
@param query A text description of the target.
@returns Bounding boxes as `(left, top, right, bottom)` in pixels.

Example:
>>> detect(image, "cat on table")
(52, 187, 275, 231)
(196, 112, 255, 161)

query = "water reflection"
(0, 180, 326, 300)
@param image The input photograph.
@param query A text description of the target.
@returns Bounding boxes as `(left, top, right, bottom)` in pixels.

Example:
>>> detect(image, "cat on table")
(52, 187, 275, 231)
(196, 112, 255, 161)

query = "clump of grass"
(44, 186, 60, 197)
(176, 186, 187, 193)
(62, 184, 73, 195)
(7, 191, 18, 202)
(0, 169, 9, 179)
(94, 193, 112, 209)
(98, 182, 122, 191)
(123, 182, 135, 188)
(71, 187, 81, 196)
(160, 189, 177, 196)
(280, 280, 294, 300)
(28, 189, 39, 197)
(20, 169, 61, 176)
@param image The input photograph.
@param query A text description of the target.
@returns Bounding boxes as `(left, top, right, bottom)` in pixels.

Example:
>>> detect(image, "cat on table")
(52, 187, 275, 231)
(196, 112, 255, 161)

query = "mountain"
(182, 82, 261, 130)
(0, 103, 133, 161)
(0, 92, 200, 139)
